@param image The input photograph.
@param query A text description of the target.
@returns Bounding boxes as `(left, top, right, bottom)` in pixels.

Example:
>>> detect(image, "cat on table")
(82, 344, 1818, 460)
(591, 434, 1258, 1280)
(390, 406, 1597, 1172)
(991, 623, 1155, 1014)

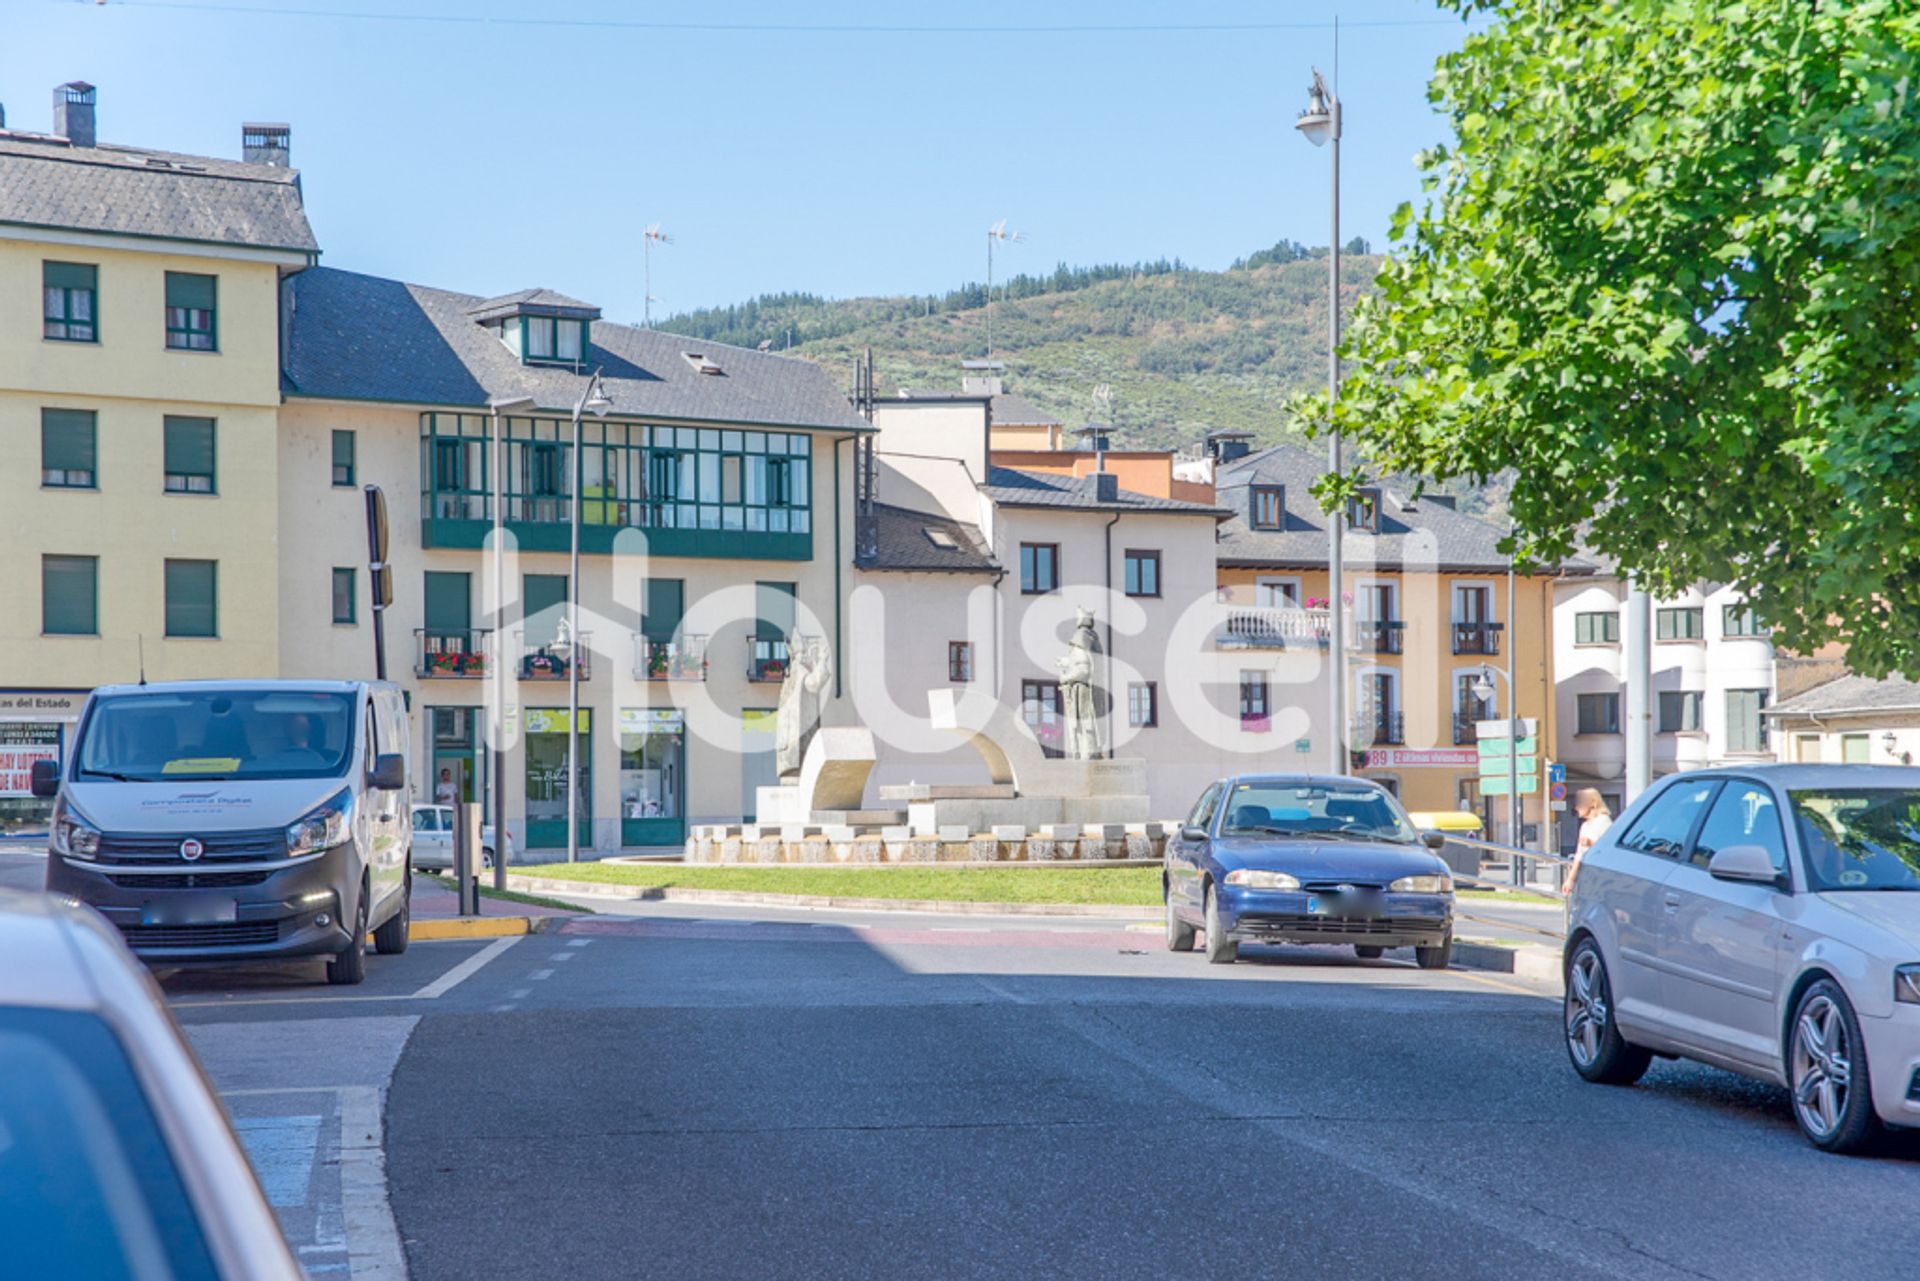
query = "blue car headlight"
(1389, 873, 1453, 893)
(1224, 868, 1302, 890)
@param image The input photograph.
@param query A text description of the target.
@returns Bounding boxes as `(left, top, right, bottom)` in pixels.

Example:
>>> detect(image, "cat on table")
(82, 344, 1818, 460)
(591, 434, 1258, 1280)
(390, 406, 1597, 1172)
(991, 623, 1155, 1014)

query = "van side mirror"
(368, 753, 406, 792)
(1707, 843, 1782, 886)
(29, 759, 60, 798)
(1420, 829, 1448, 851)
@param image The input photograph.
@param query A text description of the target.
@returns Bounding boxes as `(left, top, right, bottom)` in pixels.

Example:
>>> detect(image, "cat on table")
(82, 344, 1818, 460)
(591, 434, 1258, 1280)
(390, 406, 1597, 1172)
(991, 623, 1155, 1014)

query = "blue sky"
(7, 0, 1478, 320)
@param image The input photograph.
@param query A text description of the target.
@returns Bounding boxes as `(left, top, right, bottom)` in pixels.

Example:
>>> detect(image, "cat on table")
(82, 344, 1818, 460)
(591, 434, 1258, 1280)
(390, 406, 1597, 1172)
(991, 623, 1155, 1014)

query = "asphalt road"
(0, 848, 47, 893)
(153, 895, 1920, 1281)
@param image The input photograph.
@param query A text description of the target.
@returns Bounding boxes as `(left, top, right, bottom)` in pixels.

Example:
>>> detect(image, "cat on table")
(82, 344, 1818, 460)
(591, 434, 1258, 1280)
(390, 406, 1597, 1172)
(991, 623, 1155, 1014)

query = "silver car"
(1564, 764, 1920, 1152)
(409, 803, 513, 870)
(0, 887, 302, 1277)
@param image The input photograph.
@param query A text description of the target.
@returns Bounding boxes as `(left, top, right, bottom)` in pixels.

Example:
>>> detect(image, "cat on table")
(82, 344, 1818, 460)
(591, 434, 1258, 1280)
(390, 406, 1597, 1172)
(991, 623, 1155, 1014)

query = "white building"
(1766, 674, 1920, 767)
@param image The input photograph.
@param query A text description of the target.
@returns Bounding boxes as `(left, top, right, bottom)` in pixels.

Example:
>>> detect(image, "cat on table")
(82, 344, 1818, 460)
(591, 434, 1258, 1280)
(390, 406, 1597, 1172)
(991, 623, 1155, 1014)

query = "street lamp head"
(1295, 67, 1337, 147)
(488, 394, 536, 413)
(585, 389, 613, 417)
(1472, 669, 1496, 704)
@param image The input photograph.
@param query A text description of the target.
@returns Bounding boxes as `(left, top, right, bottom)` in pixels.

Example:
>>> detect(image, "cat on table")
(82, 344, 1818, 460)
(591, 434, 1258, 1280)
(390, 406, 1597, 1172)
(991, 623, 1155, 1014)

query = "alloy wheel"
(1790, 994, 1852, 1141)
(1565, 947, 1608, 1069)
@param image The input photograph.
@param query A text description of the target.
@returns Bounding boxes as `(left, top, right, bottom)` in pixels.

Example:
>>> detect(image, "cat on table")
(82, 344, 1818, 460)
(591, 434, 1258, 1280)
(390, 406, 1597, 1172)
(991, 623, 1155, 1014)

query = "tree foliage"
(1308, 0, 1920, 674)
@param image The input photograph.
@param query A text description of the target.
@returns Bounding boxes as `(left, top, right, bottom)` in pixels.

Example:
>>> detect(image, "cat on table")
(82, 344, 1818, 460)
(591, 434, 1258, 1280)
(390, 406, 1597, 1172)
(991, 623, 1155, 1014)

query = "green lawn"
(513, 861, 1166, 907)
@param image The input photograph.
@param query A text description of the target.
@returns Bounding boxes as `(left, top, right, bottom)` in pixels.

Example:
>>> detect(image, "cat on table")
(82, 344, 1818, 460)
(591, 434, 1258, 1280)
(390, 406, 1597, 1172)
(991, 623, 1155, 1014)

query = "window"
(331, 568, 356, 624)
(1123, 549, 1160, 597)
(1792, 733, 1821, 764)
(1255, 577, 1300, 608)
(1250, 485, 1284, 530)
(1128, 681, 1158, 727)
(163, 272, 216, 351)
(43, 261, 97, 341)
(1574, 611, 1619, 644)
(1576, 692, 1621, 734)
(163, 559, 217, 637)
(1347, 488, 1380, 533)
(1722, 604, 1766, 638)
(1841, 733, 1871, 764)
(1020, 543, 1059, 594)
(331, 430, 356, 487)
(1726, 688, 1771, 754)
(948, 641, 973, 683)
(42, 555, 97, 636)
(1657, 690, 1703, 734)
(41, 408, 97, 488)
(1187, 782, 1223, 832)
(1690, 781, 1788, 873)
(1239, 671, 1270, 729)
(1618, 778, 1720, 859)
(1656, 606, 1704, 641)
(162, 416, 216, 493)
(522, 316, 587, 365)
(1021, 679, 1063, 758)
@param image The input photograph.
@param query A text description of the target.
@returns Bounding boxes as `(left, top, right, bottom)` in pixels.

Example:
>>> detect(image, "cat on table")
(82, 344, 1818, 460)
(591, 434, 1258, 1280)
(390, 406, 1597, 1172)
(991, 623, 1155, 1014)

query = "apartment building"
(1766, 673, 1920, 767)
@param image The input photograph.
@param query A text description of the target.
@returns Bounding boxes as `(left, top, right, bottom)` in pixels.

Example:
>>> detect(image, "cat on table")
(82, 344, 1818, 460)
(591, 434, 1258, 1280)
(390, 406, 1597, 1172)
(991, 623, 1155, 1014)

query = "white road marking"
(410, 935, 521, 999)
(567, 938, 593, 947)
(509, 988, 531, 1000)
(528, 968, 554, 981)
(552, 951, 576, 962)
(169, 936, 523, 1009)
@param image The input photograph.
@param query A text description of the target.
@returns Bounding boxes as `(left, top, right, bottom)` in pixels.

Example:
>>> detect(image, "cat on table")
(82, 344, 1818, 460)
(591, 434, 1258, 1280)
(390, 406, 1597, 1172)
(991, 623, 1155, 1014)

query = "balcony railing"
(1351, 711, 1406, 746)
(633, 635, 709, 681)
(1219, 605, 1332, 649)
(1352, 620, 1407, 654)
(1451, 621, 1504, 656)
(515, 630, 591, 681)
(747, 637, 790, 683)
(415, 628, 491, 679)
(1452, 713, 1488, 746)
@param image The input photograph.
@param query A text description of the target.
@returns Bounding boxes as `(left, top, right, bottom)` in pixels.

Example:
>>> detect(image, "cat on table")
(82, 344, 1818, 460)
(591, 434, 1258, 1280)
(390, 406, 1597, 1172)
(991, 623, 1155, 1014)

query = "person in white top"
(434, 768, 459, 807)
(1565, 787, 1613, 893)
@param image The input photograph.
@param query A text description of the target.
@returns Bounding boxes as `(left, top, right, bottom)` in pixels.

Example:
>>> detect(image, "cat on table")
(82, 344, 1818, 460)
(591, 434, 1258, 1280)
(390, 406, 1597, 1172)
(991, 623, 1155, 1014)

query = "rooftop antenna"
(643, 224, 673, 327)
(986, 218, 1023, 361)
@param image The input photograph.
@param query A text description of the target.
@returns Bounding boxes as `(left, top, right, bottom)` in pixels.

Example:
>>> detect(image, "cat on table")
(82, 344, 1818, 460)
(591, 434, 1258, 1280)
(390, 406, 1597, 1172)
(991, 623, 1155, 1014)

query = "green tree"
(1307, 0, 1920, 674)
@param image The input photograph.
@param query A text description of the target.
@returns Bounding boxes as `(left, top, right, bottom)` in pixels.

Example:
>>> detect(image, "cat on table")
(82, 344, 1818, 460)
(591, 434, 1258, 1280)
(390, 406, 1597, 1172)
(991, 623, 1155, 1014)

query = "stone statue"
(1054, 608, 1104, 760)
(774, 637, 831, 779)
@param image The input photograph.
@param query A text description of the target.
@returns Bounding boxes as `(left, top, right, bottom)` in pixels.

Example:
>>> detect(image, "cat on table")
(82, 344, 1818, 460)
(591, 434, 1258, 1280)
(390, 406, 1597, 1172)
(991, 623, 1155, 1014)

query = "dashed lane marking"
(528, 968, 554, 981)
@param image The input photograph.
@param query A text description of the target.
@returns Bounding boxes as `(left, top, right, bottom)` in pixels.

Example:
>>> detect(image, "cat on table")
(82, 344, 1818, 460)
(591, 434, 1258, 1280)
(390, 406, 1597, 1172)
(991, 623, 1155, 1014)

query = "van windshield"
(75, 690, 356, 782)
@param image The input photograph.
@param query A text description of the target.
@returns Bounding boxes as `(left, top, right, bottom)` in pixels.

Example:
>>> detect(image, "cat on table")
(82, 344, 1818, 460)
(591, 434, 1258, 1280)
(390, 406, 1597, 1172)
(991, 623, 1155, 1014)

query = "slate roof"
(0, 134, 318, 253)
(466, 288, 602, 322)
(1766, 674, 1920, 718)
(860, 503, 999, 574)
(991, 392, 1059, 426)
(282, 266, 872, 431)
(1213, 444, 1587, 572)
(982, 466, 1226, 517)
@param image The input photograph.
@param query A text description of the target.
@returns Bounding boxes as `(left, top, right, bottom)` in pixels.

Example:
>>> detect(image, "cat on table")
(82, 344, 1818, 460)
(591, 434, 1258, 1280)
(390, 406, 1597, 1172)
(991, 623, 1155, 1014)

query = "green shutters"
(163, 416, 217, 493)
(332, 430, 356, 486)
(332, 568, 357, 624)
(424, 572, 471, 632)
(1574, 611, 1620, 644)
(1656, 607, 1704, 641)
(44, 261, 97, 342)
(41, 409, 97, 488)
(164, 272, 217, 350)
(42, 555, 98, 636)
(1727, 689, 1770, 754)
(754, 581, 796, 641)
(164, 559, 218, 637)
(642, 578, 685, 642)
(522, 574, 567, 646)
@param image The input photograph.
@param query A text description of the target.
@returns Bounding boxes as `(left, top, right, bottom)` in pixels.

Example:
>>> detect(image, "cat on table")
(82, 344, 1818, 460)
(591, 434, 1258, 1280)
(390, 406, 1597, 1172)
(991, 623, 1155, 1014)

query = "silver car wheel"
(1565, 948, 1608, 1069)
(1790, 994, 1852, 1141)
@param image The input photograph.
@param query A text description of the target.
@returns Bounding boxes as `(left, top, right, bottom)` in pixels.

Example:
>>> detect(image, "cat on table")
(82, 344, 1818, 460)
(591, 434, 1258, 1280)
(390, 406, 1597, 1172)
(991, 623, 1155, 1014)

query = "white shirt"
(435, 780, 458, 805)
(1576, 811, 1613, 855)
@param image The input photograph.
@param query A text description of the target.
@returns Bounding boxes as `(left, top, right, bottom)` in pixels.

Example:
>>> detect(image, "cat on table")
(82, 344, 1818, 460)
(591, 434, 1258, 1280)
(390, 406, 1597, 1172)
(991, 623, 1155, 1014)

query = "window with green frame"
(163, 417, 216, 493)
(332, 568, 356, 624)
(331, 430, 356, 486)
(1722, 603, 1767, 638)
(41, 408, 97, 489)
(43, 261, 97, 342)
(1574, 611, 1619, 644)
(1655, 607, 1704, 641)
(164, 272, 216, 351)
(164, 559, 218, 637)
(42, 555, 98, 636)
(522, 315, 586, 365)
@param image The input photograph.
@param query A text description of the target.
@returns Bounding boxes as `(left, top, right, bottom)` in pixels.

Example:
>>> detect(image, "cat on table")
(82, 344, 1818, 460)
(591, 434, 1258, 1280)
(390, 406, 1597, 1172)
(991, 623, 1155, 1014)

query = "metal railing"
(1450, 621, 1504, 655)
(515, 630, 591, 681)
(747, 636, 789, 682)
(633, 635, 709, 681)
(1350, 710, 1405, 746)
(415, 628, 491, 679)
(1352, 619, 1406, 654)
(1431, 832, 1572, 897)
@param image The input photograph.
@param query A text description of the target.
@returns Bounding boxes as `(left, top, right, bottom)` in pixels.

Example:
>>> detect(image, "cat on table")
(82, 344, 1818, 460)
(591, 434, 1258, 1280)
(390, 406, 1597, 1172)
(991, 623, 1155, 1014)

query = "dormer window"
(468, 288, 601, 369)
(1250, 484, 1284, 530)
(1346, 488, 1381, 534)
(526, 315, 585, 363)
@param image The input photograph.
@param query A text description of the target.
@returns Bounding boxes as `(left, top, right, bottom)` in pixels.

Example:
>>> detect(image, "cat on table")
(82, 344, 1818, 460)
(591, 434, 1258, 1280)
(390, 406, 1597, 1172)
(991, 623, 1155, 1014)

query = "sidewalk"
(407, 872, 578, 940)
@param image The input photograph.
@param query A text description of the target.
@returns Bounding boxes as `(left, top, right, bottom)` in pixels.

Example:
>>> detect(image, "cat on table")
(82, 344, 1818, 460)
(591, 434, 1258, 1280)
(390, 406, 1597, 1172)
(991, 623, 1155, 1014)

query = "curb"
(1451, 937, 1563, 985)
(408, 915, 559, 941)
(503, 874, 1161, 920)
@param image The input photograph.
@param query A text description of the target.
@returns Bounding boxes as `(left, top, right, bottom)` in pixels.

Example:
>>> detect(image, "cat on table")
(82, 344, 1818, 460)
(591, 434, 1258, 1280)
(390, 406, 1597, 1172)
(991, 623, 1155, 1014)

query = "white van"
(35, 680, 413, 985)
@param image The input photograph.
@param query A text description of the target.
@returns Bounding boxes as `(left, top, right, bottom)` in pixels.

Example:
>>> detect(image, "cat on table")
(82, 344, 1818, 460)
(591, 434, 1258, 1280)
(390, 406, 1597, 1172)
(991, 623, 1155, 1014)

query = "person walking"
(1564, 788, 1612, 894)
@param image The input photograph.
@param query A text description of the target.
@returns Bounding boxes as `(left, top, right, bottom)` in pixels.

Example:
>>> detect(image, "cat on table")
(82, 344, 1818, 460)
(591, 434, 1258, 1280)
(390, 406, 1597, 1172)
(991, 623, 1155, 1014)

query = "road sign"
(1474, 717, 1538, 740)
(1475, 736, 1539, 760)
(1548, 762, 1567, 784)
(1549, 780, 1568, 802)
(1480, 755, 1537, 779)
(1479, 774, 1540, 797)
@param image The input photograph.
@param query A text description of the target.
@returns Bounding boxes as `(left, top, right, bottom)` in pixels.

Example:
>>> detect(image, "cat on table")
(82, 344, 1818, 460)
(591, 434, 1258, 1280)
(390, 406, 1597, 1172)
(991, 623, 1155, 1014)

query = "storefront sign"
(0, 724, 62, 798)
(0, 690, 86, 722)
(525, 708, 591, 735)
(619, 708, 686, 735)
(1363, 747, 1480, 770)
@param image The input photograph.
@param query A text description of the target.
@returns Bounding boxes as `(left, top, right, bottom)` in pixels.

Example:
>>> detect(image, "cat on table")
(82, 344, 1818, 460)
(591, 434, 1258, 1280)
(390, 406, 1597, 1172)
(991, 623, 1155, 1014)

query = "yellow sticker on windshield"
(161, 757, 242, 775)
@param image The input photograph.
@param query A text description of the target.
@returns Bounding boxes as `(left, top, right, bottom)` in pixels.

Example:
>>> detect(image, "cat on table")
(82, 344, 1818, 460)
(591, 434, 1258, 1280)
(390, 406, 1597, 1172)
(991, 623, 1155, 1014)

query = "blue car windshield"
(75, 690, 356, 782)
(1219, 782, 1418, 843)
(1791, 788, 1920, 892)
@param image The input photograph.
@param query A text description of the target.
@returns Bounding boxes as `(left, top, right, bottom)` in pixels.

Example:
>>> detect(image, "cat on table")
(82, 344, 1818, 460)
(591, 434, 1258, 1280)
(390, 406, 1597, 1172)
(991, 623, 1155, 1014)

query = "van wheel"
(327, 881, 369, 986)
(373, 868, 411, 955)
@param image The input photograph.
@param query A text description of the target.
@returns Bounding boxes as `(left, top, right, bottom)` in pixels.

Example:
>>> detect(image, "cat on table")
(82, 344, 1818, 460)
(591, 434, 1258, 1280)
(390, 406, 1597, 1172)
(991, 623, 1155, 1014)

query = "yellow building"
(1209, 443, 1567, 845)
(0, 88, 318, 830)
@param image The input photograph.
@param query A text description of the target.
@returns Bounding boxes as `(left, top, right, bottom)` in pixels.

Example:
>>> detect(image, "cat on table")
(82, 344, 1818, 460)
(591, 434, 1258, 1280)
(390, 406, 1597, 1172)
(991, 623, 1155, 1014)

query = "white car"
(0, 887, 302, 1277)
(409, 803, 512, 871)
(1564, 764, 1920, 1152)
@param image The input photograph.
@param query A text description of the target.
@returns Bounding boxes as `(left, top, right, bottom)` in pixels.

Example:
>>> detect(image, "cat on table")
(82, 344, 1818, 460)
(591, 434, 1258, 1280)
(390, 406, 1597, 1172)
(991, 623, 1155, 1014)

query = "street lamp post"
(567, 369, 612, 865)
(1296, 67, 1346, 775)
(487, 394, 534, 891)
(1473, 665, 1524, 884)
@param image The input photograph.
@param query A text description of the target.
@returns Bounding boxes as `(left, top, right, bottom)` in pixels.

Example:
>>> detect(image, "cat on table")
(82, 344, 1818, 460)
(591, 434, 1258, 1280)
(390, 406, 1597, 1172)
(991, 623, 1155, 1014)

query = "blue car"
(1164, 775, 1456, 968)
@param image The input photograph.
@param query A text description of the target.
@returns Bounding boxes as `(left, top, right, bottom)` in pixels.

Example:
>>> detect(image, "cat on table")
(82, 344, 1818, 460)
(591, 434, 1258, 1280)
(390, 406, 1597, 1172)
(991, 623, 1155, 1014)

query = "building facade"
(1766, 674, 1920, 767)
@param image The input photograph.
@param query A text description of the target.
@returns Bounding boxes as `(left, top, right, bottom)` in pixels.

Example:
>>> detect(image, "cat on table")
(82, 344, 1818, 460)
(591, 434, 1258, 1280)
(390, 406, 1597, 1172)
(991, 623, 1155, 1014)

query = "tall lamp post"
(566, 370, 612, 864)
(487, 394, 535, 891)
(1472, 665, 1524, 883)
(1296, 66, 1346, 774)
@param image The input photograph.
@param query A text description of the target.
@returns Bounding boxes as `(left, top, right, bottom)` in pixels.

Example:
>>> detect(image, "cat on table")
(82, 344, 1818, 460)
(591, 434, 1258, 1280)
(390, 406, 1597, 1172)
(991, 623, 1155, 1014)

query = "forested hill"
(655, 241, 1380, 454)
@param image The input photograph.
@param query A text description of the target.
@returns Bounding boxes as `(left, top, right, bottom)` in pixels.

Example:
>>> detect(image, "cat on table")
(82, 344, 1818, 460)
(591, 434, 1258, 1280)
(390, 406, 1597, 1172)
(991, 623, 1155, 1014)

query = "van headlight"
(1390, 873, 1453, 893)
(1224, 869, 1302, 890)
(1896, 965, 1920, 1006)
(286, 788, 354, 857)
(51, 797, 102, 861)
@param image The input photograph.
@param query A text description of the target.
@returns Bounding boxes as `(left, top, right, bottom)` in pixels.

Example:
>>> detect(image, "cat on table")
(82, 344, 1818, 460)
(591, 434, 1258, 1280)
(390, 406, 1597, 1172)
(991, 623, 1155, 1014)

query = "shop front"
(525, 707, 591, 850)
(426, 705, 485, 809)
(0, 690, 86, 833)
(619, 707, 686, 847)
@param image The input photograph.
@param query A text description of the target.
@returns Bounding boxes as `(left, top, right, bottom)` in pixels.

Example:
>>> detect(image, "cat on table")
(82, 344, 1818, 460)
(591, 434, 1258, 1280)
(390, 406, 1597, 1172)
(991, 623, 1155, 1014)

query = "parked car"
(1563, 764, 1920, 1152)
(1164, 775, 1456, 967)
(0, 887, 303, 1278)
(36, 679, 414, 985)
(408, 803, 513, 870)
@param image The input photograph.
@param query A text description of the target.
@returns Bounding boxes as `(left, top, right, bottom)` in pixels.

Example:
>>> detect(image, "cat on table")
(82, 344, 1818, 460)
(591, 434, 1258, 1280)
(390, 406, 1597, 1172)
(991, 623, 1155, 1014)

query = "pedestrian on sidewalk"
(1564, 788, 1612, 894)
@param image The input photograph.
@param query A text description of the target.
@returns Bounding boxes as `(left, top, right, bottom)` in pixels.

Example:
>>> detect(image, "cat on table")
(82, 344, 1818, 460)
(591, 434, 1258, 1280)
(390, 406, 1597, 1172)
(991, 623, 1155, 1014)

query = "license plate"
(1308, 893, 1379, 917)
(142, 895, 239, 926)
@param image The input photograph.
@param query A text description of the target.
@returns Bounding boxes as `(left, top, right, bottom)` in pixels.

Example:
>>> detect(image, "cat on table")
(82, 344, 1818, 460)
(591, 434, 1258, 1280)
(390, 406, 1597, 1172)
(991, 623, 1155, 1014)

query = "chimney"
(53, 82, 95, 147)
(1205, 428, 1253, 464)
(959, 358, 1004, 397)
(1092, 471, 1120, 503)
(242, 122, 291, 167)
